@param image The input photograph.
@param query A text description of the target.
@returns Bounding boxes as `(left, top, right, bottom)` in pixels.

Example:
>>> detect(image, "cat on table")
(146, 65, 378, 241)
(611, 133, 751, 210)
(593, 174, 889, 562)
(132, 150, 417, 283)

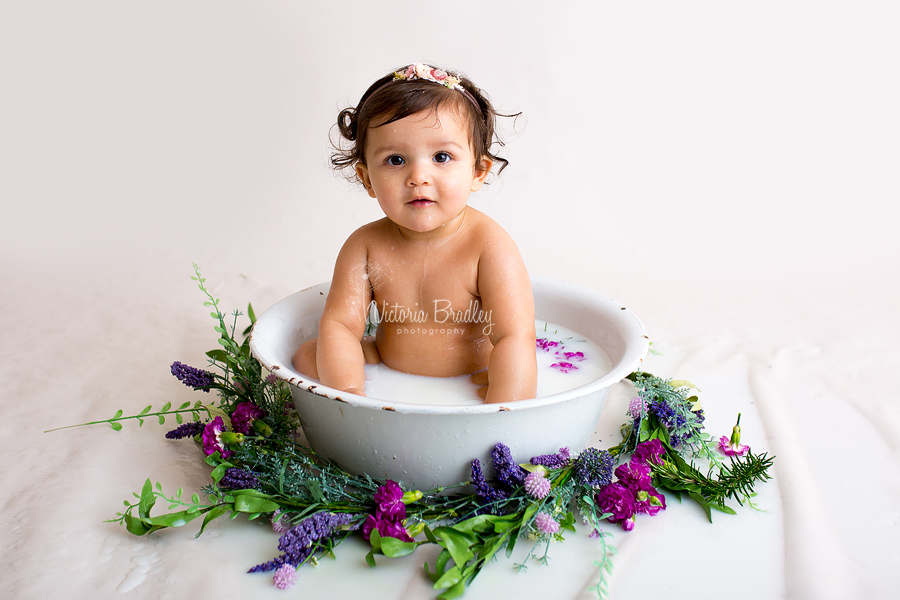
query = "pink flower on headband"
(431, 69, 448, 82)
(414, 63, 431, 79)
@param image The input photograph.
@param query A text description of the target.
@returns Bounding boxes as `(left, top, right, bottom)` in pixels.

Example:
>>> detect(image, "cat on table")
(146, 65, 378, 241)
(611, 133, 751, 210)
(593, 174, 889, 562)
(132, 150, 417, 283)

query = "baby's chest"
(367, 252, 480, 319)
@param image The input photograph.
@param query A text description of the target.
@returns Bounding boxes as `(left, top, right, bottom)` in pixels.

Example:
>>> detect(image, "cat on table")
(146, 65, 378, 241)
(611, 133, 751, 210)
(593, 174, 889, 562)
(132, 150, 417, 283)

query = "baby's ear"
(355, 163, 377, 198)
(471, 157, 493, 192)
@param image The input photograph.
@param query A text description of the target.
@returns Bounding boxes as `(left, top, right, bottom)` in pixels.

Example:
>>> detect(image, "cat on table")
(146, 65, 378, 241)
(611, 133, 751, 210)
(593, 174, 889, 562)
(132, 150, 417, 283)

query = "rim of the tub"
(249, 276, 649, 415)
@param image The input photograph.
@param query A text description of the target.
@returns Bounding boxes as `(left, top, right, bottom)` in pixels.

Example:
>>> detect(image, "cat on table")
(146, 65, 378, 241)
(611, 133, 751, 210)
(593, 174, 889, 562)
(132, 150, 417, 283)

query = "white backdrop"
(2, 2, 898, 599)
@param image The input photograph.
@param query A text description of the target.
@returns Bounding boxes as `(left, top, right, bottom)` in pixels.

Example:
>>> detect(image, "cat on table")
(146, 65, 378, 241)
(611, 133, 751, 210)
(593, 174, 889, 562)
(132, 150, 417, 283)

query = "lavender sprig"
(250, 512, 358, 572)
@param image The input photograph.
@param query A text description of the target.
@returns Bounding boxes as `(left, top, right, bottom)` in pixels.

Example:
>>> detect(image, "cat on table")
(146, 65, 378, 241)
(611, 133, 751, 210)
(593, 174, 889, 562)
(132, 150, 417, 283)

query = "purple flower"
(272, 510, 291, 533)
(632, 438, 665, 466)
(170, 361, 213, 392)
(165, 421, 205, 440)
(250, 512, 357, 573)
(272, 564, 297, 589)
(595, 482, 637, 528)
(614, 461, 652, 490)
(628, 396, 647, 419)
(363, 515, 414, 542)
(563, 351, 585, 361)
(530, 447, 571, 469)
(373, 480, 406, 521)
(550, 362, 578, 373)
(231, 402, 265, 435)
(634, 484, 667, 516)
(534, 512, 560, 535)
(218, 467, 260, 490)
(491, 443, 528, 487)
(361, 480, 414, 543)
(524, 471, 551, 499)
(574, 447, 615, 488)
(470, 459, 509, 505)
(202, 416, 232, 459)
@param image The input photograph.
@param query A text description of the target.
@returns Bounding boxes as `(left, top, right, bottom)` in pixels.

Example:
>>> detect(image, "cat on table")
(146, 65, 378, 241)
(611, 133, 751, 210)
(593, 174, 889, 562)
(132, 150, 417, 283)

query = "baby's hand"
(470, 371, 489, 400)
(343, 387, 367, 397)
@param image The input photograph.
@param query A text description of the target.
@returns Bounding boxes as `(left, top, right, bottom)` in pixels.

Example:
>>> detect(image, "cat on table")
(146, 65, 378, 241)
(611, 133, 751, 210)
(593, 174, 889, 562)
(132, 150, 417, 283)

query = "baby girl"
(292, 63, 536, 403)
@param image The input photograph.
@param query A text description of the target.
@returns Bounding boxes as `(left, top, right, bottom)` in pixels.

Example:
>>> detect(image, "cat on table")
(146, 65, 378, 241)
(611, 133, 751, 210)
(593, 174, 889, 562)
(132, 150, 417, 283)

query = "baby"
(292, 63, 536, 403)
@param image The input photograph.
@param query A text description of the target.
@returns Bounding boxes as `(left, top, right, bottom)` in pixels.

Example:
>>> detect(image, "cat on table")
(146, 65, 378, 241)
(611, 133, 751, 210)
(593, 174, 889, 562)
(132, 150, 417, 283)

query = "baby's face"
(355, 106, 491, 236)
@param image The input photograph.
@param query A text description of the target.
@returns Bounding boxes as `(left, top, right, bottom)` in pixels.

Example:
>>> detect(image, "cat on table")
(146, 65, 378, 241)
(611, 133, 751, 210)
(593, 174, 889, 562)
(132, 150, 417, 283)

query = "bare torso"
(299, 206, 536, 402)
(364, 214, 493, 376)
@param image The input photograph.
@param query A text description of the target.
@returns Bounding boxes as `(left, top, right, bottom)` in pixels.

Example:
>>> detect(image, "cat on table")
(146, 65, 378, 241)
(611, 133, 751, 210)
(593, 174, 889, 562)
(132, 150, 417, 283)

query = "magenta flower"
(231, 402, 265, 435)
(201, 416, 232, 459)
(595, 482, 637, 528)
(634, 485, 667, 516)
(718, 435, 749, 457)
(377, 518, 414, 542)
(272, 564, 297, 589)
(718, 413, 749, 456)
(550, 362, 578, 373)
(363, 480, 413, 543)
(524, 470, 551, 499)
(614, 461, 652, 489)
(373, 480, 406, 521)
(534, 512, 560, 535)
(563, 351, 585, 361)
(362, 515, 413, 542)
(536, 338, 560, 352)
(632, 438, 665, 466)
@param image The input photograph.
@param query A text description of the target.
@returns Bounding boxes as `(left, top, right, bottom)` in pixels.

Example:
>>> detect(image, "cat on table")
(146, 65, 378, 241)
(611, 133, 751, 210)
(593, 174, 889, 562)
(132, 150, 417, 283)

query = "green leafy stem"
(652, 449, 775, 522)
(44, 401, 211, 433)
(109, 477, 281, 538)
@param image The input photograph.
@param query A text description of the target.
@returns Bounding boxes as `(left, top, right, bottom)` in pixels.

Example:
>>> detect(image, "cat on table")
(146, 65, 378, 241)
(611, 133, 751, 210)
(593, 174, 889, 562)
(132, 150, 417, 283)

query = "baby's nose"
(406, 161, 432, 186)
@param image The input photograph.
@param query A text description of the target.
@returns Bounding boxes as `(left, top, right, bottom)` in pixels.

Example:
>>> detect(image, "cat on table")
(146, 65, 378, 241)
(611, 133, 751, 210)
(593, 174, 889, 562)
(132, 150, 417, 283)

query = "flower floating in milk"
(537, 336, 587, 373)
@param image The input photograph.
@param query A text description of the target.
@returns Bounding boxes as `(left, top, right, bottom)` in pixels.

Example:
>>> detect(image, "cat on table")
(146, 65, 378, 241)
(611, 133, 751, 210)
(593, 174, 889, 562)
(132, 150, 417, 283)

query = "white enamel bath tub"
(249, 276, 648, 491)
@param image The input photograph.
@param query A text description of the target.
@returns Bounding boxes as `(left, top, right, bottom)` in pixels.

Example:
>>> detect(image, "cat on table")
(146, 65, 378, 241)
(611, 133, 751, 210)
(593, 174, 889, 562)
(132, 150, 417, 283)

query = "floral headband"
(390, 63, 480, 108)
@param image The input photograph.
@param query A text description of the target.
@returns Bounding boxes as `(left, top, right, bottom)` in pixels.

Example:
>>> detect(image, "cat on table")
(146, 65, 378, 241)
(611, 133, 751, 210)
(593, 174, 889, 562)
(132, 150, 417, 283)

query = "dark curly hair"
(331, 65, 514, 178)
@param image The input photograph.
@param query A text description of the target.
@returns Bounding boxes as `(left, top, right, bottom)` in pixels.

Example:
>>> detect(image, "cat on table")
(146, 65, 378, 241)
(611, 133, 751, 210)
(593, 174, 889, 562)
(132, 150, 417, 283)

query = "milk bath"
(363, 320, 611, 405)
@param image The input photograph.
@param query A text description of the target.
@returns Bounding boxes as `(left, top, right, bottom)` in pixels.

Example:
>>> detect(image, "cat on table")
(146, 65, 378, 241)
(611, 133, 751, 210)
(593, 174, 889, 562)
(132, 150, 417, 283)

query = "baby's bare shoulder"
(464, 208, 521, 255)
(342, 218, 395, 249)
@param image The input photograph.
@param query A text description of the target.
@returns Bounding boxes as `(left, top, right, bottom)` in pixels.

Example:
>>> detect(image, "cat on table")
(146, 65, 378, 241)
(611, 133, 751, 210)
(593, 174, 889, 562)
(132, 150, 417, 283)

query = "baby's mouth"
(408, 198, 435, 208)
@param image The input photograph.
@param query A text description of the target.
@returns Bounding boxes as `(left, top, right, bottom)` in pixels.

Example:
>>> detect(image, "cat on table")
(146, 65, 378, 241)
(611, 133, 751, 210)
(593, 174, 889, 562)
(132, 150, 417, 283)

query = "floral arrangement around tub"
(49, 265, 774, 599)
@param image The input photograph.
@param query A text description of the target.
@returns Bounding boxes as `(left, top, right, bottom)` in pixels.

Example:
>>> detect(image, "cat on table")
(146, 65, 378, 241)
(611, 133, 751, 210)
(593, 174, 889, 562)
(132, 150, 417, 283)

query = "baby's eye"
(385, 155, 405, 166)
(433, 152, 452, 164)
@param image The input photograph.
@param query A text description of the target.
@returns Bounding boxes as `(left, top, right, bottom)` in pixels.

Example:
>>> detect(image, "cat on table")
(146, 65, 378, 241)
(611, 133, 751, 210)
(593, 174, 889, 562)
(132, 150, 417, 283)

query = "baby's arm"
(316, 231, 371, 395)
(477, 227, 537, 403)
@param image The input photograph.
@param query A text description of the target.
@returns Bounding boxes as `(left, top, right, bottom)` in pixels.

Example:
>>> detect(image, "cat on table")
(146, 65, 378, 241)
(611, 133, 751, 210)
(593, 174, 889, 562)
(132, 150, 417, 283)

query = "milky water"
(363, 320, 611, 405)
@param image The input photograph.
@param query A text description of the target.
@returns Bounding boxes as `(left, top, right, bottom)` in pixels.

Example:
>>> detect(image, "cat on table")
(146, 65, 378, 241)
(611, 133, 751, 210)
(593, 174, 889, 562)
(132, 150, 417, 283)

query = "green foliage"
(623, 372, 713, 461)
(649, 449, 775, 522)
(190, 263, 293, 431)
(96, 269, 775, 599)
(423, 507, 537, 600)
(44, 401, 209, 433)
